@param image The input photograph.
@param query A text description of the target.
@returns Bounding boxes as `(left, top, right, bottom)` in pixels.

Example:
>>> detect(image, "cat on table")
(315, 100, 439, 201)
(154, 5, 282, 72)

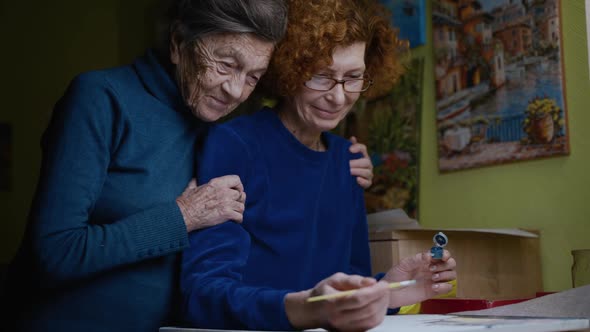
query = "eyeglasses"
(304, 75, 373, 93)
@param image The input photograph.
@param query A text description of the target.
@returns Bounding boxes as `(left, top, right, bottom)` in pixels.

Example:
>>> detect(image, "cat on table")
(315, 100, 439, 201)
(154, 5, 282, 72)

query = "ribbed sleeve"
(131, 202, 188, 256)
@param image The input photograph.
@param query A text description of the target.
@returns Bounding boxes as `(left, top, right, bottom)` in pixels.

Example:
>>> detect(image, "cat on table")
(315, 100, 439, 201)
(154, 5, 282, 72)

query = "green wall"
(417, 0, 590, 292)
(1, 0, 588, 292)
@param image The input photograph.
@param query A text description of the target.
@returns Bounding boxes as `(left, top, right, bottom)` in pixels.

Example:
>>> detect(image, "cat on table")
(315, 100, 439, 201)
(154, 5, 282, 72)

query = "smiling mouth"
(314, 106, 341, 117)
(312, 104, 333, 113)
(208, 96, 231, 110)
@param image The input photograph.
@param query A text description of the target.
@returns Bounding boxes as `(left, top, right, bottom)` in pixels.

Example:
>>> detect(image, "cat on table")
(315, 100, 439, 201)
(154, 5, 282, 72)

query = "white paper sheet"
(357, 315, 589, 332)
(160, 314, 590, 332)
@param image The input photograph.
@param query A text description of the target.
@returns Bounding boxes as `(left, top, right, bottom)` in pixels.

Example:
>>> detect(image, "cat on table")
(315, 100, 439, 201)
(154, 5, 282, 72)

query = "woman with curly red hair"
(180, 0, 457, 330)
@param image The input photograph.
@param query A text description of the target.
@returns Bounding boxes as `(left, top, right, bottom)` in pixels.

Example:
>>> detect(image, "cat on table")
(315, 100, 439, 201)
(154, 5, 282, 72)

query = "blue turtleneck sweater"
(3, 50, 199, 332)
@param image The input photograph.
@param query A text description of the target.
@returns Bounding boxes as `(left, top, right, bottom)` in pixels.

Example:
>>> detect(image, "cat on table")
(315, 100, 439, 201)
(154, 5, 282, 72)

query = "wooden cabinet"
(369, 228, 543, 299)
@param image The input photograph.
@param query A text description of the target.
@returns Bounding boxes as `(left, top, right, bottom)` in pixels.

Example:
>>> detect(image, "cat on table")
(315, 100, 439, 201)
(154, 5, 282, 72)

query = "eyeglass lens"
(305, 77, 371, 92)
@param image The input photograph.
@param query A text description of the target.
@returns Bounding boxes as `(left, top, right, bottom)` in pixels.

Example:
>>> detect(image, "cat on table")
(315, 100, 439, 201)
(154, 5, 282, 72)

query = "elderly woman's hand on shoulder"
(349, 136, 374, 189)
(176, 176, 246, 232)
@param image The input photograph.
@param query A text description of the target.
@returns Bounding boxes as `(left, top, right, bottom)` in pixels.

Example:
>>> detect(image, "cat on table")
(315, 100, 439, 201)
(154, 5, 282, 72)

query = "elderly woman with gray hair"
(3, 0, 378, 329)
(1, 1, 294, 331)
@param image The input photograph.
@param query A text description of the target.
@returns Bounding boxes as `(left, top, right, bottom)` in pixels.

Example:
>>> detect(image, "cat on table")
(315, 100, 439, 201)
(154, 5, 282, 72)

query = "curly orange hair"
(263, 0, 409, 100)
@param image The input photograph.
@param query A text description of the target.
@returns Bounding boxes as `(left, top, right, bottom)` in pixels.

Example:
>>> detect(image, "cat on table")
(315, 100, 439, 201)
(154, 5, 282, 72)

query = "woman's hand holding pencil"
(307, 279, 417, 302)
(286, 273, 391, 332)
(284, 250, 457, 332)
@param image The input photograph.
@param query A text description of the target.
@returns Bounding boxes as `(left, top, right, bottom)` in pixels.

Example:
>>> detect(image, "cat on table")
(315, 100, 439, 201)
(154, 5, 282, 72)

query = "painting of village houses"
(433, 0, 569, 172)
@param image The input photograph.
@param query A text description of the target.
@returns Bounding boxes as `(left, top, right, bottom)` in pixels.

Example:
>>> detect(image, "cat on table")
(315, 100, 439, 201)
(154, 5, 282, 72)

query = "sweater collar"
(265, 108, 330, 163)
(133, 49, 189, 113)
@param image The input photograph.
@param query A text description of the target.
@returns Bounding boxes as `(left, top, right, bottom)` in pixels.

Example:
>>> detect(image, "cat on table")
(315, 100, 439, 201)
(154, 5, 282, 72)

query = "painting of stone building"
(433, 0, 569, 171)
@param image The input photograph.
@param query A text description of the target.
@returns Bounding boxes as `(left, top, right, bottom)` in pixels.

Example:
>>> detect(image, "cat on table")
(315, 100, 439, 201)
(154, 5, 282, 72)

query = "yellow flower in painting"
(523, 96, 564, 143)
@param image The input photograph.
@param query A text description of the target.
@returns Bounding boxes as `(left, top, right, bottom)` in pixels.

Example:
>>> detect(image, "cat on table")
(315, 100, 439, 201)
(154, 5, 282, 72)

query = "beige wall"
(1, 0, 589, 293)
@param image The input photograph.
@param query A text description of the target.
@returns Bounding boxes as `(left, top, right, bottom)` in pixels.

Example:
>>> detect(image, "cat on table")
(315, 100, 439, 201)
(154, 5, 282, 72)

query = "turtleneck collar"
(133, 49, 189, 113)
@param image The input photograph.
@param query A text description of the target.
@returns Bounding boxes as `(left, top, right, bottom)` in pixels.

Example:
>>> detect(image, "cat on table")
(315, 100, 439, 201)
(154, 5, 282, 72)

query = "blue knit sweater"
(180, 109, 371, 330)
(3, 50, 198, 331)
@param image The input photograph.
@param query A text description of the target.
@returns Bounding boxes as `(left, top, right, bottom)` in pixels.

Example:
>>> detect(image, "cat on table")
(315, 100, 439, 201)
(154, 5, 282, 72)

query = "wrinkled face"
(290, 42, 367, 132)
(171, 33, 274, 122)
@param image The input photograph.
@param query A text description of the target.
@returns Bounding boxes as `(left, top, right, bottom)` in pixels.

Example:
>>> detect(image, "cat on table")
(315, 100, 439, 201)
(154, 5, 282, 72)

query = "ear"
(169, 23, 183, 65)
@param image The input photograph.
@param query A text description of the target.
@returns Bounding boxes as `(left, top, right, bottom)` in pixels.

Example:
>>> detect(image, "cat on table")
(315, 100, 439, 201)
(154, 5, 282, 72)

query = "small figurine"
(430, 231, 448, 259)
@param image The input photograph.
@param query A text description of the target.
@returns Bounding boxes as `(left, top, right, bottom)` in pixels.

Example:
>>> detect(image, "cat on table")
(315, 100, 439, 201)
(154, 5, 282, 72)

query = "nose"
(221, 77, 246, 101)
(325, 83, 347, 106)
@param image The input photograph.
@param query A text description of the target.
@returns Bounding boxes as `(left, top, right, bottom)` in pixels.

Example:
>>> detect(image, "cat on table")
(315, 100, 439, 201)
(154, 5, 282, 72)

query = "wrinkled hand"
(306, 273, 389, 331)
(349, 136, 374, 189)
(382, 250, 456, 308)
(176, 176, 246, 232)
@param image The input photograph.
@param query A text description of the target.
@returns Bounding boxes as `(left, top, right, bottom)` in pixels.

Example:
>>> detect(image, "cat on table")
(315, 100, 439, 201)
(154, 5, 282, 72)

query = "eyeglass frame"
(303, 75, 374, 93)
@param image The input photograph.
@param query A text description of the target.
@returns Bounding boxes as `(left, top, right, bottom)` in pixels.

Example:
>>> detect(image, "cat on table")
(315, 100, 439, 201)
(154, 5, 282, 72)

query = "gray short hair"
(159, 0, 288, 50)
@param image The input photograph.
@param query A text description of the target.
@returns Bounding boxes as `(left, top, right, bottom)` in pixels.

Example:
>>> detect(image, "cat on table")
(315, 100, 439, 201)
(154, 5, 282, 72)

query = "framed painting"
(433, 0, 569, 172)
(380, 0, 427, 48)
(335, 57, 424, 219)
(0, 123, 12, 191)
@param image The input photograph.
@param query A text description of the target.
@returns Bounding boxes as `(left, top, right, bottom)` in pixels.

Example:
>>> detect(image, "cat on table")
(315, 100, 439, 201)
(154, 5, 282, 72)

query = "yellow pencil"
(306, 279, 417, 302)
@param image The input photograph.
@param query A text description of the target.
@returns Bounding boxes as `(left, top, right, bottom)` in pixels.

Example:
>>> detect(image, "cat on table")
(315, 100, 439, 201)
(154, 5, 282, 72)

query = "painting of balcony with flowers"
(433, 0, 569, 172)
(335, 57, 424, 219)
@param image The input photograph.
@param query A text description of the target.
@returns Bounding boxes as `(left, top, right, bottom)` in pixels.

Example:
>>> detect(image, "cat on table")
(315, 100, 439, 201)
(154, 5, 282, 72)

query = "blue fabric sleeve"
(348, 174, 372, 277)
(181, 125, 293, 330)
(31, 73, 188, 286)
(181, 223, 292, 330)
(387, 307, 401, 315)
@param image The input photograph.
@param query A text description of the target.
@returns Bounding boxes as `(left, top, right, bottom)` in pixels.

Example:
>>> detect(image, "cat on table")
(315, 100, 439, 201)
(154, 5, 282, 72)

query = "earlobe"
(169, 24, 183, 65)
(170, 35, 181, 65)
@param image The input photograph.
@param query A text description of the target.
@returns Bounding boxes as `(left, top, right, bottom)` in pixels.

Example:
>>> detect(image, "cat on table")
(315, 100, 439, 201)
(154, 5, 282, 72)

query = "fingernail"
(432, 284, 440, 290)
(429, 265, 436, 271)
(433, 273, 440, 280)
